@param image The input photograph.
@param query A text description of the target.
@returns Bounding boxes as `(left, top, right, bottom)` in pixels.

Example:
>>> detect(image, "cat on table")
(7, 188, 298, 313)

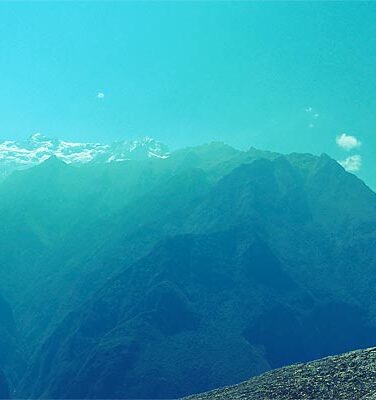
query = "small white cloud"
(96, 92, 105, 99)
(313, 113, 319, 119)
(308, 123, 315, 129)
(336, 133, 361, 151)
(339, 154, 362, 172)
(305, 106, 313, 113)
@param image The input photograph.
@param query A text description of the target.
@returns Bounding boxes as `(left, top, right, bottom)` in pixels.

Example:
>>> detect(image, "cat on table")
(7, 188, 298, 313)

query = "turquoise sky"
(0, 2, 375, 187)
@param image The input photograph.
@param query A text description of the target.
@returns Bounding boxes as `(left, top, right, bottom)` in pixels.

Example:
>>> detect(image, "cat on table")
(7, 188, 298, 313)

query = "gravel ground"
(184, 348, 376, 400)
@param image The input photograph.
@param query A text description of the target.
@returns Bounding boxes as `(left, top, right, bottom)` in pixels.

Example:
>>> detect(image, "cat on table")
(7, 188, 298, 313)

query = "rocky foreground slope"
(186, 348, 376, 400)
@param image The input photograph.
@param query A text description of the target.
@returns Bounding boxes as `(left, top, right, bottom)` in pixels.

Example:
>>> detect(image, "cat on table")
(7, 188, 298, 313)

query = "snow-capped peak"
(0, 134, 170, 178)
(29, 132, 50, 142)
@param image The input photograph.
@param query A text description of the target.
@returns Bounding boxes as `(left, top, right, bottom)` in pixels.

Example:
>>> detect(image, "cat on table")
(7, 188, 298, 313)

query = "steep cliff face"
(185, 348, 376, 400)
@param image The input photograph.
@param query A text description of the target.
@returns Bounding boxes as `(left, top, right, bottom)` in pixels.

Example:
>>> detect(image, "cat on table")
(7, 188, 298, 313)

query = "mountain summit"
(0, 134, 170, 178)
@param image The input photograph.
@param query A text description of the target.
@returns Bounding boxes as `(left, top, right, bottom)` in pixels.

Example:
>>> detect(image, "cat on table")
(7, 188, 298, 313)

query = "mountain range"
(0, 134, 170, 179)
(0, 138, 375, 398)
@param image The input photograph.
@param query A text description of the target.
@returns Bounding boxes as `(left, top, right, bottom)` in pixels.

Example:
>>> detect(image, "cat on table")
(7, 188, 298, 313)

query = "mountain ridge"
(0, 134, 170, 178)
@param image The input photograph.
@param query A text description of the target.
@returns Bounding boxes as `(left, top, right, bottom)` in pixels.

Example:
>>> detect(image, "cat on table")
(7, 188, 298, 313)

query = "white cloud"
(339, 154, 362, 172)
(305, 106, 313, 113)
(308, 123, 315, 129)
(96, 92, 105, 99)
(336, 133, 361, 151)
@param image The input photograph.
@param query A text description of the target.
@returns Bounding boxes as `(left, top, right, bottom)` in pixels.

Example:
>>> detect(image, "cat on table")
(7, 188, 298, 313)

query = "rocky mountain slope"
(0, 142, 375, 398)
(185, 347, 376, 400)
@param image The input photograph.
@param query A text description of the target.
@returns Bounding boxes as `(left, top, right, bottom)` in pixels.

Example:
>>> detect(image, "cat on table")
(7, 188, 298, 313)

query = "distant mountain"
(0, 134, 169, 178)
(0, 142, 375, 398)
(185, 347, 376, 400)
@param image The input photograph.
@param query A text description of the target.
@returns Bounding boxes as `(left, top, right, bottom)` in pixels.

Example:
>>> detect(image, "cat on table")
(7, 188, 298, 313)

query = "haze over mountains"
(0, 138, 376, 398)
